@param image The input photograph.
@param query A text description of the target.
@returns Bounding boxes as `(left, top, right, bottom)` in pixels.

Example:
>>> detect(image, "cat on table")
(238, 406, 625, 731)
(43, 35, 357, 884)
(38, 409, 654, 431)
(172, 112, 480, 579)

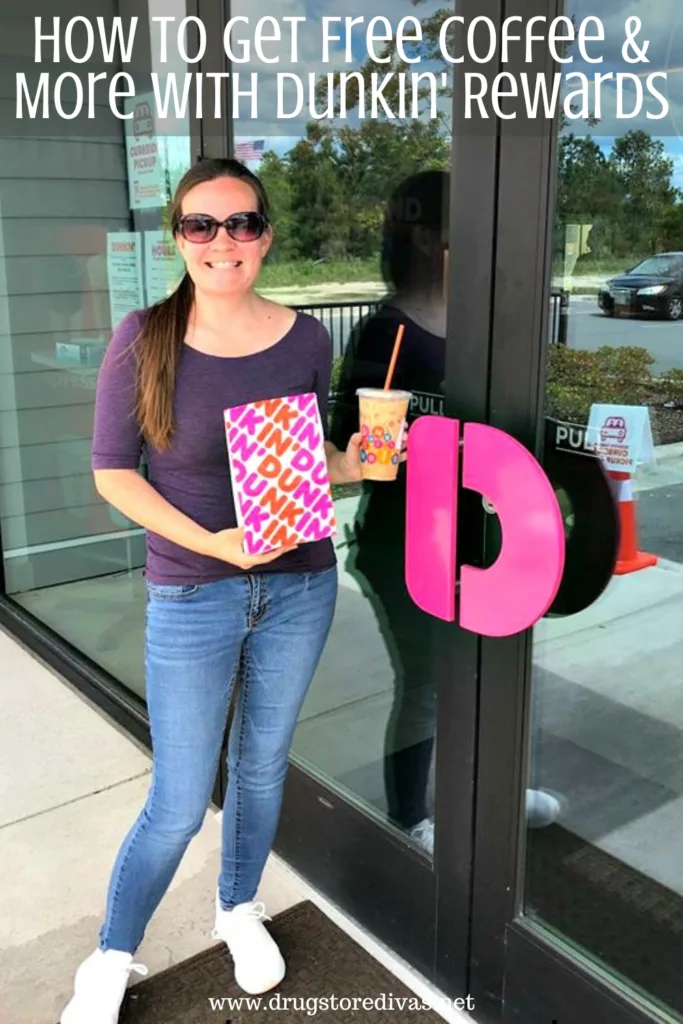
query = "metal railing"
(295, 289, 569, 359)
(549, 286, 569, 345)
(293, 300, 381, 361)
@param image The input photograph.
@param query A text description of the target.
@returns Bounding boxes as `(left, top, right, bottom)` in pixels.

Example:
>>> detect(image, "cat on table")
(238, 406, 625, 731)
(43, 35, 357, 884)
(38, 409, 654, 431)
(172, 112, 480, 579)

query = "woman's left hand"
(337, 432, 363, 482)
(333, 428, 408, 484)
(399, 426, 408, 463)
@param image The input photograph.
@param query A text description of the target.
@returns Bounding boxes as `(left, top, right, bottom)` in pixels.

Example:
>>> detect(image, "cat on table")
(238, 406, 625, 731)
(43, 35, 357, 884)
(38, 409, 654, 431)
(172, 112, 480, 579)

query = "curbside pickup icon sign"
(405, 417, 566, 637)
(586, 403, 655, 474)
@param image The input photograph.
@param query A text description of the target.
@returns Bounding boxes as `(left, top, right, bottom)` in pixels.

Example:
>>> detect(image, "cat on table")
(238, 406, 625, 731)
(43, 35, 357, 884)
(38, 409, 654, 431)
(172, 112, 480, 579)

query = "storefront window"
(526, 0, 683, 1016)
(0, 0, 192, 697)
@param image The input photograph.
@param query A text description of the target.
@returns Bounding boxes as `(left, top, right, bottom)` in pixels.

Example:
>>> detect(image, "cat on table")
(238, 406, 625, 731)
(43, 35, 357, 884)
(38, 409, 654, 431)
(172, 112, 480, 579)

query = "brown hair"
(134, 158, 270, 450)
(381, 170, 449, 294)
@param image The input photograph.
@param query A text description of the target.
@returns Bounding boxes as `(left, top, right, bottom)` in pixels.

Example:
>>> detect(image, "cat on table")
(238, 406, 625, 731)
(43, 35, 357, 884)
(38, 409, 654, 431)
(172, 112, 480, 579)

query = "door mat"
(526, 824, 683, 1016)
(118, 900, 446, 1023)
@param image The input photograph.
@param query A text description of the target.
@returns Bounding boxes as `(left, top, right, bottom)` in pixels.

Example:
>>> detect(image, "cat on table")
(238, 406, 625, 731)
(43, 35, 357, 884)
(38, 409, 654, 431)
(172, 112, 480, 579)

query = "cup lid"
(356, 388, 412, 400)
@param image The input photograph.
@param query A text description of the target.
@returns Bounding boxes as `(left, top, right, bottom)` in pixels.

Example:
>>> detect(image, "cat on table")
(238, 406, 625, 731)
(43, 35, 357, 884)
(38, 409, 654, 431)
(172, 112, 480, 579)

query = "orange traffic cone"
(609, 470, 657, 575)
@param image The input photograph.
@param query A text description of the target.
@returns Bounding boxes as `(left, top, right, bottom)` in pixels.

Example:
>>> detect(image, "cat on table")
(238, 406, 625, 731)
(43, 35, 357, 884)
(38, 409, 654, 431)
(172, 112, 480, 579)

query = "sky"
(558, 0, 683, 189)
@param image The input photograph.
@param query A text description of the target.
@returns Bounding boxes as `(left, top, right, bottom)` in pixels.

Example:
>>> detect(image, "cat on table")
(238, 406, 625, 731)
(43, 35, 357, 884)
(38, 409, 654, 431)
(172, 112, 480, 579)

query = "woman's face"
(175, 176, 272, 297)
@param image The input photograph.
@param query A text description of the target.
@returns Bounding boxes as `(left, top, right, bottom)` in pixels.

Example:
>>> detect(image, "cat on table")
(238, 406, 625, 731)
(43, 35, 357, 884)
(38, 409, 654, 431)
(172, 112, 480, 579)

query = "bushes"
(546, 344, 683, 444)
(546, 345, 654, 422)
(331, 356, 343, 393)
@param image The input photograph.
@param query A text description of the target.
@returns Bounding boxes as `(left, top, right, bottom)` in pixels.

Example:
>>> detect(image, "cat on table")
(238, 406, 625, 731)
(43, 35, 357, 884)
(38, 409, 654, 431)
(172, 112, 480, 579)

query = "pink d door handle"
(405, 417, 565, 637)
(404, 416, 459, 623)
(459, 422, 565, 636)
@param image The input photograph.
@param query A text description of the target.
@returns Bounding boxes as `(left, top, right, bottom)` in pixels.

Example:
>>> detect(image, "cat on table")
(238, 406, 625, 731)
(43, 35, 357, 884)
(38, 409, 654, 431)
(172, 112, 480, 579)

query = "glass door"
(522, 0, 683, 1014)
(468, 1, 683, 1022)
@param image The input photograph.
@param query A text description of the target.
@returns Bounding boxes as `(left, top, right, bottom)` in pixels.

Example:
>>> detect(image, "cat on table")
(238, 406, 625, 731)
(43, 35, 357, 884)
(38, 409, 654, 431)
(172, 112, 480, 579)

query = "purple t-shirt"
(92, 308, 337, 583)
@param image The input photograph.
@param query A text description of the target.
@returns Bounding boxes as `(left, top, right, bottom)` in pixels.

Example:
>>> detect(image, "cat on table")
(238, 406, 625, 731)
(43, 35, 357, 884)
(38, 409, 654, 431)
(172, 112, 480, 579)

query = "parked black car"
(598, 252, 683, 320)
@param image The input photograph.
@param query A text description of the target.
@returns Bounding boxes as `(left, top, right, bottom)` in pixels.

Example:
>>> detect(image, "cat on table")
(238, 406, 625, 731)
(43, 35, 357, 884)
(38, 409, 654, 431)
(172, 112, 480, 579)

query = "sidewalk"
(635, 441, 683, 493)
(0, 628, 468, 1024)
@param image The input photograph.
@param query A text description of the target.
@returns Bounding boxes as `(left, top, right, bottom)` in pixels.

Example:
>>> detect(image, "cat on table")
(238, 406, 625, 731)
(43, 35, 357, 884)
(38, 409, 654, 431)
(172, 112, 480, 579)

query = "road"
(566, 298, 683, 375)
(637, 482, 683, 565)
(314, 293, 683, 369)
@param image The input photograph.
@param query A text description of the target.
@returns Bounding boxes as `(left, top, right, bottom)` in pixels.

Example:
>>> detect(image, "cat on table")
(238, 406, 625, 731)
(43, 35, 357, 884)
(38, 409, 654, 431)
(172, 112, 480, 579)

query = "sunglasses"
(175, 212, 268, 244)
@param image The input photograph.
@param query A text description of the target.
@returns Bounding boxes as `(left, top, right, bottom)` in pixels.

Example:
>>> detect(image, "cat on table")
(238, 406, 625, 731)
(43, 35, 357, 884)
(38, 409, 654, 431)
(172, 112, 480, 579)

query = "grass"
(258, 257, 382, 289)
(552, 257, 645, 295)
(257, 253, 647, 294)
(577, 257, 645, 274)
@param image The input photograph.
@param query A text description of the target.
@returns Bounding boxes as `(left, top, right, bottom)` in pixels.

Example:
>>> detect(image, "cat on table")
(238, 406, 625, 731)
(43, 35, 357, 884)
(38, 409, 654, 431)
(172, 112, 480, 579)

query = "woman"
(61, 158, 363, 1024)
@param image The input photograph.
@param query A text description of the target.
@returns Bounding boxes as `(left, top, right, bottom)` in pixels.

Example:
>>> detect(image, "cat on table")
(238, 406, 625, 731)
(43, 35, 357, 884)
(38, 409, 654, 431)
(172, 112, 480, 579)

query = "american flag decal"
(234, 139, 265, 161)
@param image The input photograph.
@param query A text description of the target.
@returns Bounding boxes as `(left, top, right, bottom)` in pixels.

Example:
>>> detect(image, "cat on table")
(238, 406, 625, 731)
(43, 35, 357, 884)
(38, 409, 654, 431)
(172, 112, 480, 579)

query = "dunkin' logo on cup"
(357, 387, 410, 483)
(361, 424, 401, 467)
(405, 417, 565, 637)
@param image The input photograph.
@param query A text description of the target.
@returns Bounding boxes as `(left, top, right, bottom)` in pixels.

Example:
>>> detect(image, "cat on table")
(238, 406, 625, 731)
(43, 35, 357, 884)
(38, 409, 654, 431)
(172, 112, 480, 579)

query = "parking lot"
(567, 297, 683, 375)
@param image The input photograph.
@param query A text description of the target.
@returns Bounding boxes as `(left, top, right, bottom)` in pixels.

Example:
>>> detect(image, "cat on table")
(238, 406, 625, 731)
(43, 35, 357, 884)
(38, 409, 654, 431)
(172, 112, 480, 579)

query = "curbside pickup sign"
(586, 404, 655, 474)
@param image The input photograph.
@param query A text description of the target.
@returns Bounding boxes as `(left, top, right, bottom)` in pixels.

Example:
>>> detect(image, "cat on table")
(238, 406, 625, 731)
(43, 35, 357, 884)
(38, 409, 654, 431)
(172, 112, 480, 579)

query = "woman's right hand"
(92, 470, 298, 569)
(205, 527, 298, 570)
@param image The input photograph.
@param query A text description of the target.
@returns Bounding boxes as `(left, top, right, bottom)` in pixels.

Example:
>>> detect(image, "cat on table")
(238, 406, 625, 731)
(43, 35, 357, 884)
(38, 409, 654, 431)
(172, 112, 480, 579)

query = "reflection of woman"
(331, 170, 560, 855)
(61, 159, 362, 1024)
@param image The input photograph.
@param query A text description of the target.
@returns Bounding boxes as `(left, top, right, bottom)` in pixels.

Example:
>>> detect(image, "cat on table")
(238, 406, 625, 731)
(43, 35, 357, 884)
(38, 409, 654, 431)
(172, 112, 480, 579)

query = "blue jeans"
(98, 567, 338, 954)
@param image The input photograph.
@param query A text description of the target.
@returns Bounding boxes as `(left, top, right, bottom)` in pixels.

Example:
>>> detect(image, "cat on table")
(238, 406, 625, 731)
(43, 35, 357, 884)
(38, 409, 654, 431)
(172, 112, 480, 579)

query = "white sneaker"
(213, 892, 285, 994)
(60, 948, 148, 1024)
(526, 788, 562, 829)
(407, 794, 559, 852)
(409, 817, 435, 855)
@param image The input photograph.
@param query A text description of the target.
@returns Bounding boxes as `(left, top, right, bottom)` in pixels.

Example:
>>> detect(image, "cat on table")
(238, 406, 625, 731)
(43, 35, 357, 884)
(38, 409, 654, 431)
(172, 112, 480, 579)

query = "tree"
(254, 86, 450, 266)
(556, 135, 622, 222)
(261, 1, 452, 265)
(258, 151, 298, 262)
(554, 134, 624, 262)
(291, 130, 352, 261)
(609, 131, 678, 253)
(554, 130, 681, 264)
(656, 200, 683, 252)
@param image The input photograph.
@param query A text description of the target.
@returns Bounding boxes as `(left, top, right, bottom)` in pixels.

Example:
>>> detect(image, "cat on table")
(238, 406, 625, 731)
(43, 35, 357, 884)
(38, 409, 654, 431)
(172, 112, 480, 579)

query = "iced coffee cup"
(357, 388, 411, 482)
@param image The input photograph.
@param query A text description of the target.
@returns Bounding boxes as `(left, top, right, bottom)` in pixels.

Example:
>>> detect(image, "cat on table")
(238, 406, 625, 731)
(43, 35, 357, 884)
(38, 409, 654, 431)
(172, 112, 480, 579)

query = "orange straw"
(383, 323, 405, 390)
